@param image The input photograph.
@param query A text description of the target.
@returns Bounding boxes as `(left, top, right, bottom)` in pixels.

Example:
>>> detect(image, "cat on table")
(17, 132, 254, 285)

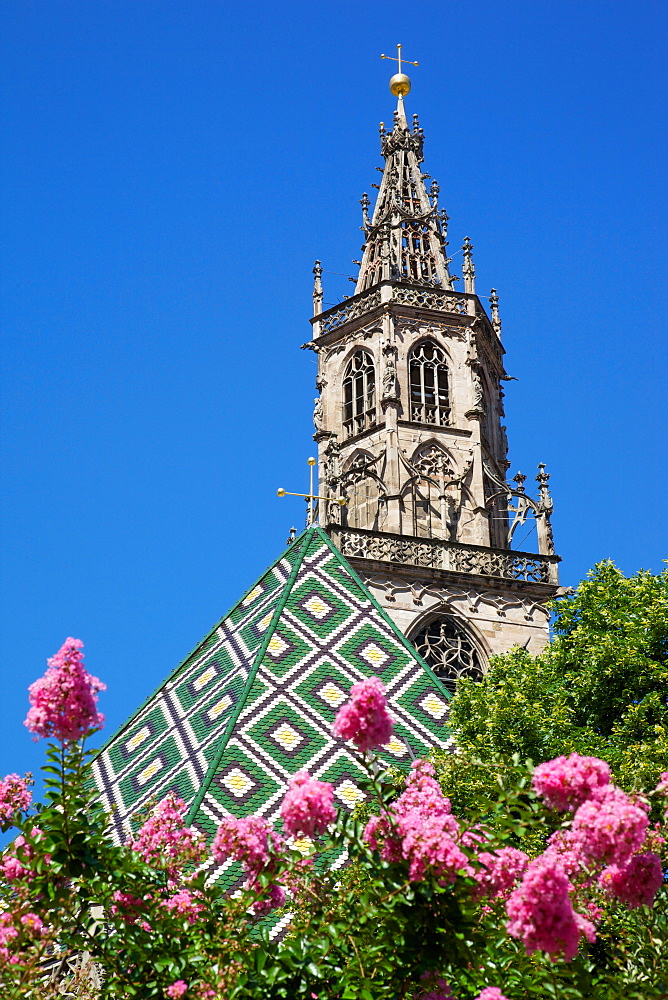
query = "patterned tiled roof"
(92, 526, 452, 888)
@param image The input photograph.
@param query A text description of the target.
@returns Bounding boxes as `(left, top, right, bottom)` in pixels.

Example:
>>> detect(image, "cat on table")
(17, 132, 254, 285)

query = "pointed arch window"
(343, 351, 376, 438)
(410, 615, 483, 697)
(409, 340, 450, 425)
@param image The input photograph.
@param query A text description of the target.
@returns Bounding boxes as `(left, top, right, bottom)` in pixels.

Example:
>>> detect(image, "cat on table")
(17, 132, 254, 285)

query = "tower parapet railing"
(327, 525, 560, 586)
(310, 281, 491, 338)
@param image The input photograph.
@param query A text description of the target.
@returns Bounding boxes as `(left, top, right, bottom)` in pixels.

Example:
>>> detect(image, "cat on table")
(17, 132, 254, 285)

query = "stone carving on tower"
(304, 61, 560, 687)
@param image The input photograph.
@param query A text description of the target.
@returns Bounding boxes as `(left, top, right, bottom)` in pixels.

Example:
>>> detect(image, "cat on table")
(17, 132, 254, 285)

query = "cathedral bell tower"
(304, 67, 560, 692)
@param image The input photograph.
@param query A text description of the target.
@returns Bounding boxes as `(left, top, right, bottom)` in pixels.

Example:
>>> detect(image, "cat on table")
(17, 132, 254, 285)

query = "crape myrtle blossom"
(1, 828, 47, 883)
(364, 760, 470, 883)
(212, 815, 286, 915)
(212, 815, 283, 873)
(570, 784, 649, 866)
(599, 852, 664, 909)
(333, 675, 393, 752)
(110, 891, 145, 923)
(24, 637, 106, 742)
(543, 829, 583, 878)
(0, 913, 19, 962)
(280, 770, 336, 838)
(506, 853, 596, 962)
(131, 794, 205, 875)
(416, 973, 456, 999)
(0, 773, 32, 825)
(163, 889, 205, 923)
(166, 982, 188, 998)
(244, 877, 286, 916)
(473, 847, 530, 901)
(0, 909, 46, 964)
(532, 754, 611, 812)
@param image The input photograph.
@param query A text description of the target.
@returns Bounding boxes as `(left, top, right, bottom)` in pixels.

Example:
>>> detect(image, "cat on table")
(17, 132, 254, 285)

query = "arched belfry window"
(343, 351, 376, 438)
(409, 340, 450, 425)
(411, 615, 483, 696)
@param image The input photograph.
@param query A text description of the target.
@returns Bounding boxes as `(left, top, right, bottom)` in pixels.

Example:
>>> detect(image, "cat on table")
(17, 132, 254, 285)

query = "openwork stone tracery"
(410, 615, 483, 696)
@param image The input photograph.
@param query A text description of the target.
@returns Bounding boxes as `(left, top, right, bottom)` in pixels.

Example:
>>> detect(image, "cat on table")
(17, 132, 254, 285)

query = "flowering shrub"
(1, 645, 667, 999)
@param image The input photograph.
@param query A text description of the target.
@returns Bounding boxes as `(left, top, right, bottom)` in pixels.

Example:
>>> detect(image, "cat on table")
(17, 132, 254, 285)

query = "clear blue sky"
(1, 0, 667, 789)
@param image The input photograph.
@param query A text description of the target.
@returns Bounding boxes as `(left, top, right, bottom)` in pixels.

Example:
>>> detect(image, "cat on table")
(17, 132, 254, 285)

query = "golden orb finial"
(381, 44, 418, 98)
(389, 72, 411, 97)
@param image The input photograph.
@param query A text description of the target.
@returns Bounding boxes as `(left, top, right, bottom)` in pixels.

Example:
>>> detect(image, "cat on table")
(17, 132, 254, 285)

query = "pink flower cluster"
(506, 853, 596, 962)
(212, 815, 285, 914)
(111, 891, 145, 923)
(24, 638, 106, 743)
(163, 889, 204, 923)
(166, 982, 188, 998)
(0, 909, 46, 963)
(570, 784, 648, 865)
(280, 770, 336, 838)
(416, 978, 509, 1000)
(0, 773, 32, 824)
(0, 913, 18, 961)
(473, 847, 530, 901)
(532, 754, 610, 812)
(416, 976, 456, 999)
(365, 760, 469, 883)
(212, 814, 278, 871)
(1, 828, 46, 883)
(599, 852, 664, 909)
(333, 675, 393, 752)
(131, 795, 205, 876)
(507, 753, 664, 960)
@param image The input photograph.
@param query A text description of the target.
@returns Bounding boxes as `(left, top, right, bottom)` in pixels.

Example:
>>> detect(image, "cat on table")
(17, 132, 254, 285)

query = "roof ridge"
(185, 529, 313, 824)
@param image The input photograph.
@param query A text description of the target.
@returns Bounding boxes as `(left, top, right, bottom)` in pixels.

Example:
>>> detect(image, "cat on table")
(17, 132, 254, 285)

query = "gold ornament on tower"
(380, 44, 418, 97)
(389, 73, 411, 97)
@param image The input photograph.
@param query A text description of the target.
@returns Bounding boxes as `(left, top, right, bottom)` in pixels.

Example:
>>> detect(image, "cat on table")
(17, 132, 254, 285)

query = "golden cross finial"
(380, 44, 418, 76)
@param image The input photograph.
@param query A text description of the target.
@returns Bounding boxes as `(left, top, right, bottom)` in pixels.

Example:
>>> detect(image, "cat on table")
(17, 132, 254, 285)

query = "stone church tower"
(306, 78, 559, 692)
(92, 70, 560, 895)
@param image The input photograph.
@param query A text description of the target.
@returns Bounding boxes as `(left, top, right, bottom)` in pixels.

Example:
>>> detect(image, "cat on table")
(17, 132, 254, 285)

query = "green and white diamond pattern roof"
(91, 526, 452, 889)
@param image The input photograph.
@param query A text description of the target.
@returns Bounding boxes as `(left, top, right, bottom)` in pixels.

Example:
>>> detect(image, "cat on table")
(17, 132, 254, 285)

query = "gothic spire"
(355, 93, 453, 293)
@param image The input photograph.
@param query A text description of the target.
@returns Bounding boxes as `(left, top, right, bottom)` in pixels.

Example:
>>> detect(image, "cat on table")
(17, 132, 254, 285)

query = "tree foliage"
(443, 561, 668, 806)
